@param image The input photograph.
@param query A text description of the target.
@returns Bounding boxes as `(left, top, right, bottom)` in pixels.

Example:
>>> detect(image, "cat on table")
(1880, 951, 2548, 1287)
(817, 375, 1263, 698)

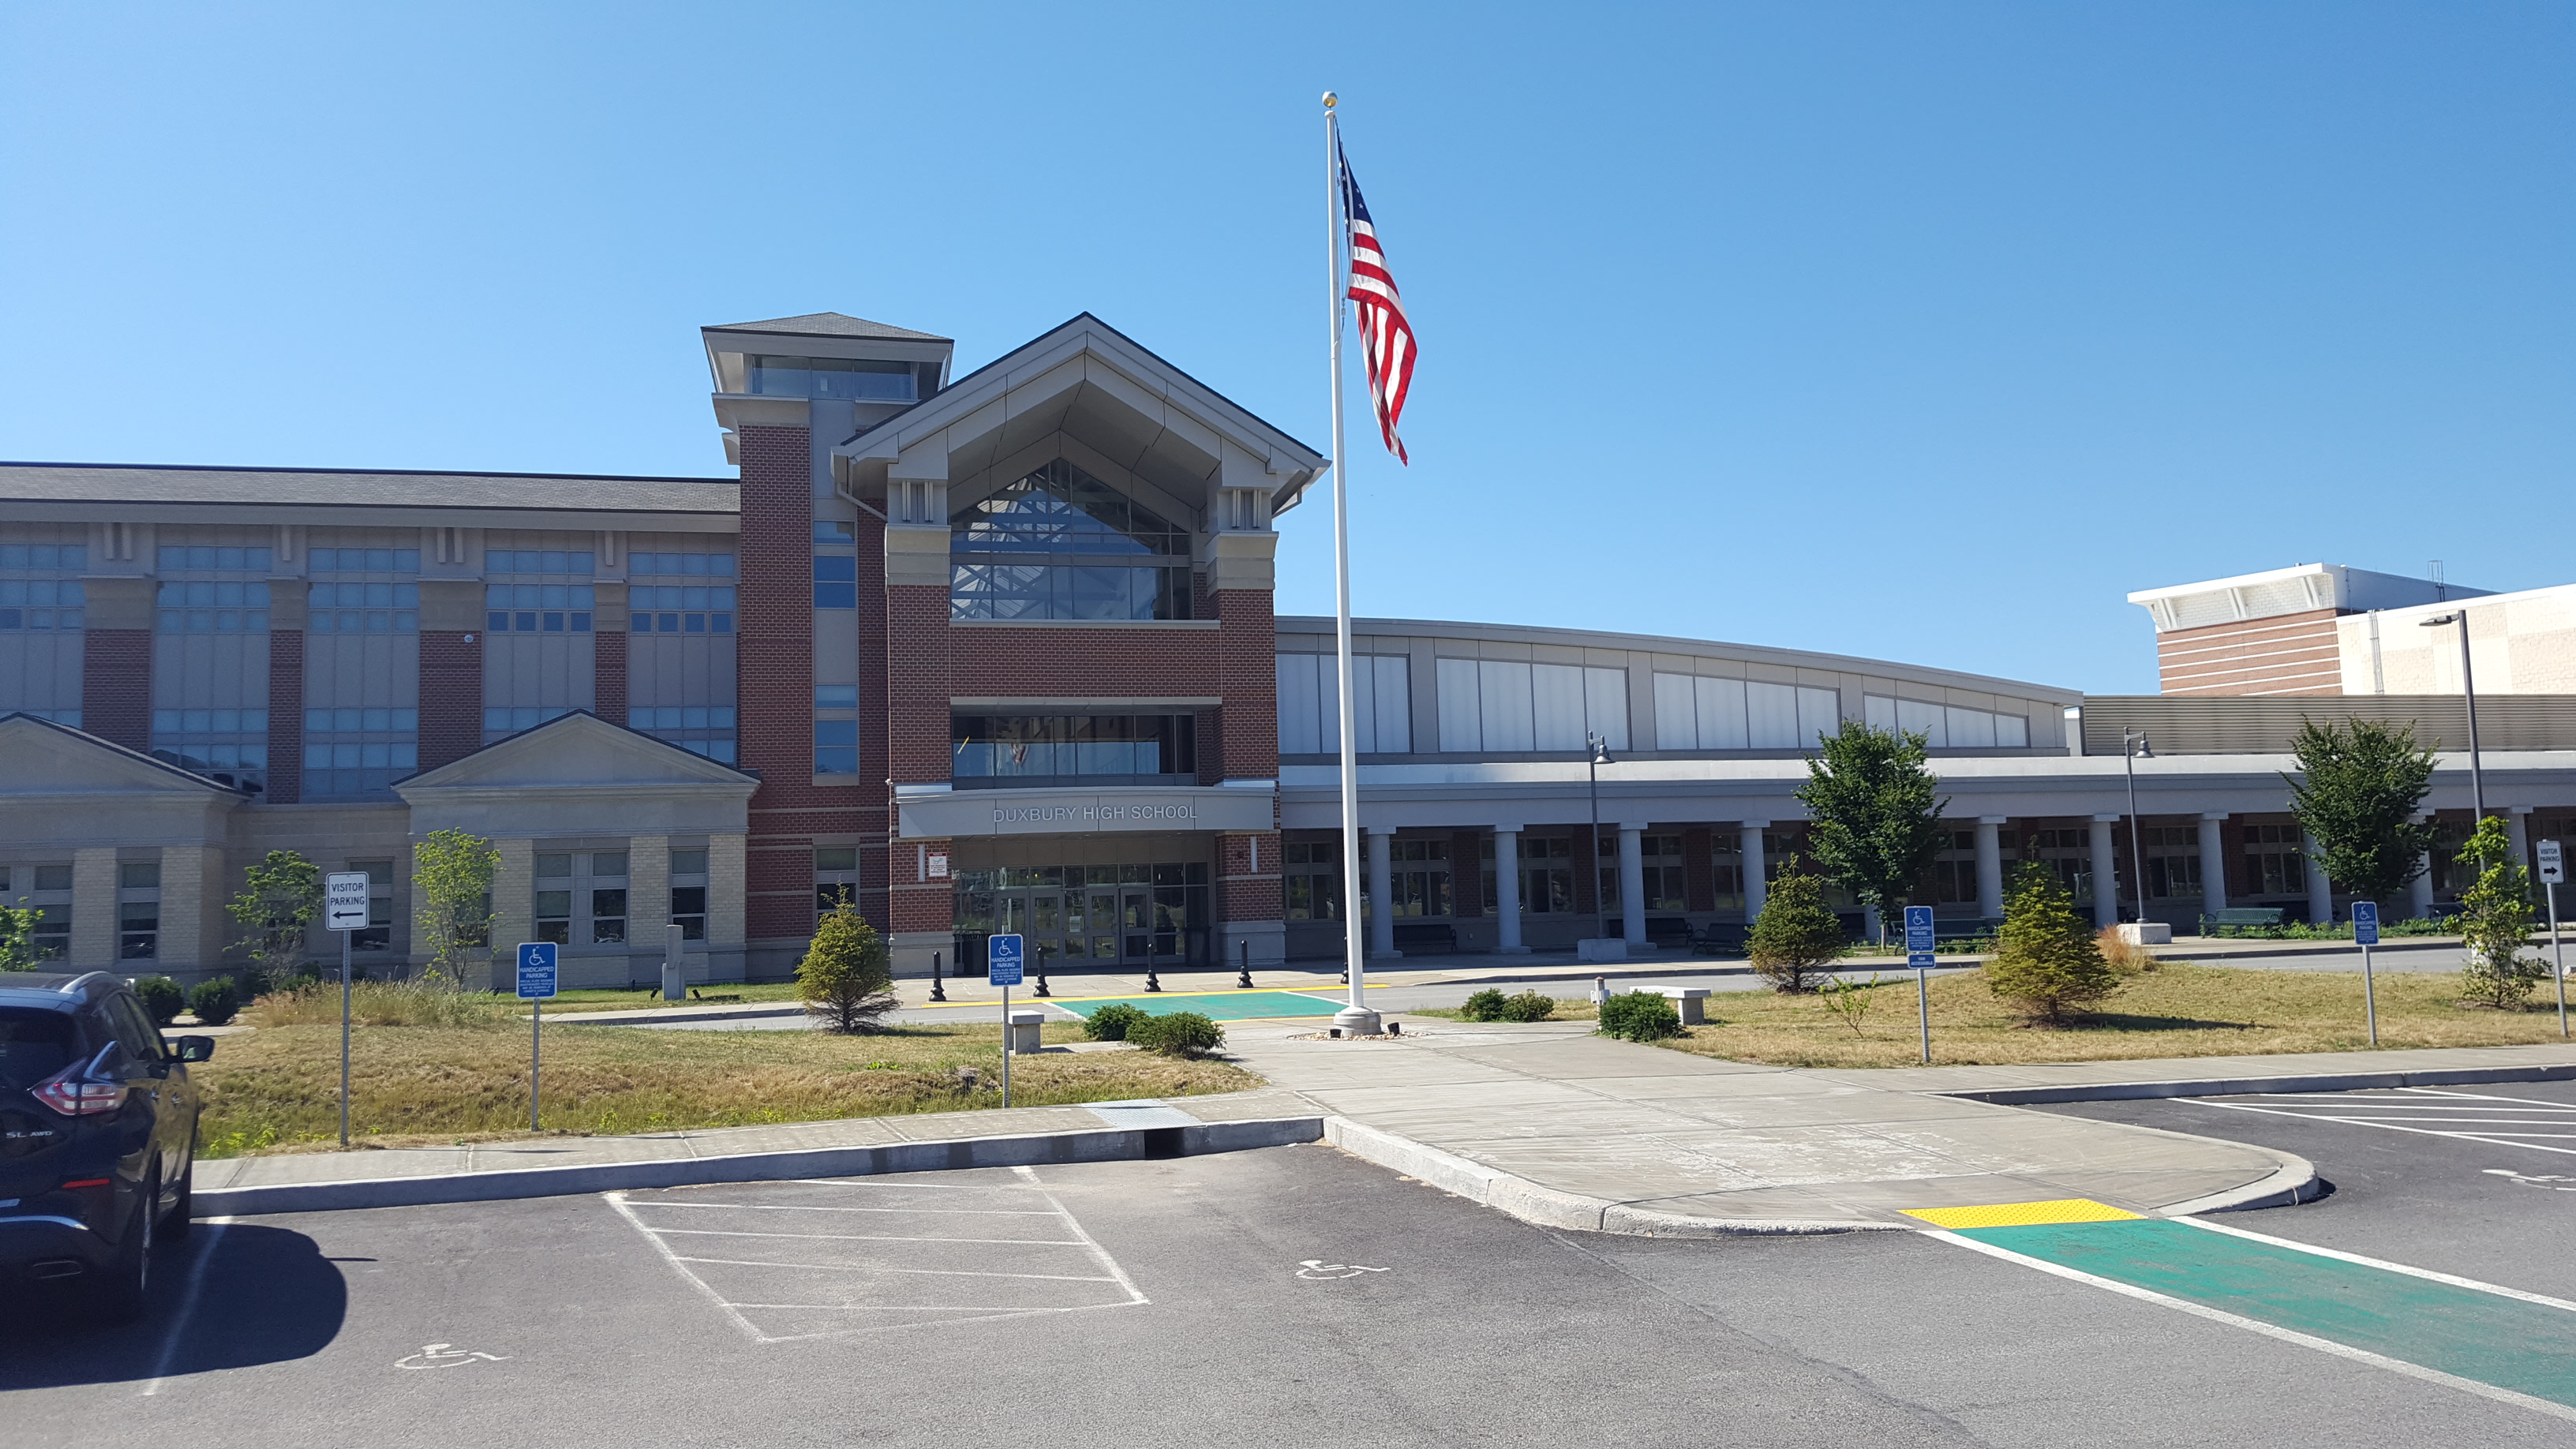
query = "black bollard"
(1237, 938, 1253, 990)
(1144, 953, 1163, 993)
(928, 952, 945, 1003)
(1035, 945, 1052, 998)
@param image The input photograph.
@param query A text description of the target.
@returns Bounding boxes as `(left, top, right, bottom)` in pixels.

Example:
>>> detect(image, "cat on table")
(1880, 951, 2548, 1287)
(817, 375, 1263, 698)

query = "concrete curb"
(1938, 1061, 2576, 1106)
(194, 1115, 1322, 1217)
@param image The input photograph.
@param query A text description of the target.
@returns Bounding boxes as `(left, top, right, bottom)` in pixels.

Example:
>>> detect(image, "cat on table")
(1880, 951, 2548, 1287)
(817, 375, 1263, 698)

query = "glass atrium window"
(950, 714, 1196, 784)
(949, 459, 1192, 621)
(748, 355, 917, 402)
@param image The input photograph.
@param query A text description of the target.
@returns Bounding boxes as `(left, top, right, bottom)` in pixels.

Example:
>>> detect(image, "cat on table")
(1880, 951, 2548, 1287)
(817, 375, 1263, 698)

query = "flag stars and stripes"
(1339, 142, 1416, 465)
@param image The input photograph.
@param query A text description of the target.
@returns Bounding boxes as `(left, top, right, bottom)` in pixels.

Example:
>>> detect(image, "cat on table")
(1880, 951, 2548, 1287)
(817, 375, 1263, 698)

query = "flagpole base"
(1333, 1005, 1382, 1036)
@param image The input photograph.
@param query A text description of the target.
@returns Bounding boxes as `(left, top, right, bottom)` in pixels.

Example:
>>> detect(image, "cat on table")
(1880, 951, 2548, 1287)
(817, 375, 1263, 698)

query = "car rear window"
(0, 1008, 80, 1090)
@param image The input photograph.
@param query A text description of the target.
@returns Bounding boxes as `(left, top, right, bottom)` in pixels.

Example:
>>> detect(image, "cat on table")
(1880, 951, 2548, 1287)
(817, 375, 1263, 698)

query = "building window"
(1365, 837, 1451, 919)
(305, 582, 419, 634)
(625, 585, 732, 634)
(670, 849, 709, 941)
(7, 864, 73, 959)
(155, 580, 271, 633)
(814, 848, 859, 921)
(484, 706, 577, 739)
(118, 862, 160, 960)
(485, 549, 594, 575)
(152, 709, 269, 793)
(2, 544, 87, 570)
(590, 852, 627, 945)
(2027, 828, 2095, 903)
(1930, 829, 2018, 906)
(949, 714, 1196, 784)
(158, 545, 273, 572)
(1707, 835, 1745, 912)
(750, 355, 917, 402)
(0, 577, 85, 631)
(304, 709, 420, 799)
(309, 548, 419, 573)
(631, 552, 737, 577)
(351, 859, 394, 951)
(485, 584, 595, 632)
(2140, 827, 2203, 900)
(1515, 838, 1576, 915)
(629, 706, 737, 763)
(815, 719, 859, 775)
(535, 853, 573, 945)
(813, 556, 857, 609)
(1284, 839, 1344, 921)
(2244, 823, 2308, 897)
(1634, 835, 1687, 913)
(948, 458, 1193, 622)
(811, 519, 855, 545)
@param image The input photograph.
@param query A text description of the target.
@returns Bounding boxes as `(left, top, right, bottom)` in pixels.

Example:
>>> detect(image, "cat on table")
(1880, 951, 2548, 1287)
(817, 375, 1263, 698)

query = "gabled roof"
(702, 313, 951, 343)
(0, 713, 249, 796)
(393, 710, 758, 792)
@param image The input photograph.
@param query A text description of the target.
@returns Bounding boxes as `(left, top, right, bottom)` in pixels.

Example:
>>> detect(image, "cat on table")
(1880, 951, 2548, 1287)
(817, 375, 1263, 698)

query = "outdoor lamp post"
(1587, 730, 1612, 942)
(2421, 612, 2486, 820)
(2123, 729, 2151, 927)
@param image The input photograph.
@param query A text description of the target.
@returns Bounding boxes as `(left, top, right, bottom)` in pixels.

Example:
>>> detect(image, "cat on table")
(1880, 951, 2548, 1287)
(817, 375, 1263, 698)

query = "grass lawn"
(1651, 961, 2576, 1069)
(194, 1018, 1257, 1159)
(520, 982, 804, 1013)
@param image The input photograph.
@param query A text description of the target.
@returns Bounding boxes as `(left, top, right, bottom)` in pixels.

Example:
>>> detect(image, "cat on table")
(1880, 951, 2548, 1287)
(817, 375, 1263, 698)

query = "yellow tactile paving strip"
(1901, 1198, 2145, 1230)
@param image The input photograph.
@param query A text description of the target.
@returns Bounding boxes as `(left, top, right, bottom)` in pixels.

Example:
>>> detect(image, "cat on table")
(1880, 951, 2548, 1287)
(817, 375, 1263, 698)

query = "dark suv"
(1, 971, 212, 1320)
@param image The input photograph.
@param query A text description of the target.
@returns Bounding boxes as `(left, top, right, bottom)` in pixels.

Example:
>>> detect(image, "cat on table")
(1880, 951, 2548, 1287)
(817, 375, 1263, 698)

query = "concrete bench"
(2201, 908, 2286, 932)
(1005, 1009, 1044, 1055)
(1661, 987, 1713, 1026)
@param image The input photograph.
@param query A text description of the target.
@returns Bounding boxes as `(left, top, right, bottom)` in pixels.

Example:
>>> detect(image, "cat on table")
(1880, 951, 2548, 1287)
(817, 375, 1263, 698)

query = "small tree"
(227, 849, 322, 972)
(2284, 719, 2437, 917)
(0, 897, 47, 971)
(411, 829, 500, 984)
(1747, 856, 1848, 994)
(2453, 816, 2547, 1009)
(1985, 861, 2119, 1025)
(1795, 721, 1950, 944)
(797, 902, 898, 1033)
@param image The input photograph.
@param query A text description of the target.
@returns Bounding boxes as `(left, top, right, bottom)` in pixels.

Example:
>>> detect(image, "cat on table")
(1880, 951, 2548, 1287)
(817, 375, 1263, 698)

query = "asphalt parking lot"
(7, 1136, 2576, 1447)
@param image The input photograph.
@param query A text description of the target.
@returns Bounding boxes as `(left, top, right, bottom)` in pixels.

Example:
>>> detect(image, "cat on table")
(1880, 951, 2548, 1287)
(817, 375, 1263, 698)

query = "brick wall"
(887, 586, 954, 784)
(594, 628, 627, 727)
(889, 836, 953, 934)
(1215, 585, 1276, 781)
(417, 632, 482, 769)
(1217, 831, 1282, 926)
(267, 630, 304, 803)
(78, 630, 152, 751)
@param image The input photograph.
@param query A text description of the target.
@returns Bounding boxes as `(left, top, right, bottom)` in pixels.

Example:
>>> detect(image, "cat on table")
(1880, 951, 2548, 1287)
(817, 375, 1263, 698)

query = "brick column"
(266, 623, 305, 803)
(886, 833, 953, 978)
(593, 583, 627, 725)
(417, 632, 482, 769)
(78, 631, 152, 751)
(1218, 831, 1284, 967)
(1215, 586, 1276, 781)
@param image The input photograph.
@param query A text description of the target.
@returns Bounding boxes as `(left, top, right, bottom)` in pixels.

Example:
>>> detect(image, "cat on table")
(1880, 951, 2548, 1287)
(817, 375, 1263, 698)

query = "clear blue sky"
(5, 3, 2568, 694)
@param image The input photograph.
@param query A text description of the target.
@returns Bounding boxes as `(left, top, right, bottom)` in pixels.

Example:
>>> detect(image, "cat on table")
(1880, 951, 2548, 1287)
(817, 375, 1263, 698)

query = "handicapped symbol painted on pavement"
(1297, 1260, 1391, 1280)
(395, 1342, 511, 1369)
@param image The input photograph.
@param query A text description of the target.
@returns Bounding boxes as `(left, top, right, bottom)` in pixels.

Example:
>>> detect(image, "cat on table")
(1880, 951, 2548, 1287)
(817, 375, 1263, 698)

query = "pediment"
(394, 712, 758, 794)
(0, 713, 244, 798)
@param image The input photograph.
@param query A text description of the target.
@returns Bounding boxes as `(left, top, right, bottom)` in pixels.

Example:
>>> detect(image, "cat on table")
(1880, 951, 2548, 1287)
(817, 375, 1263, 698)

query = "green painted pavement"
(1052, 991, 1346, 1021)
(1960, 1219, 2576, 1407)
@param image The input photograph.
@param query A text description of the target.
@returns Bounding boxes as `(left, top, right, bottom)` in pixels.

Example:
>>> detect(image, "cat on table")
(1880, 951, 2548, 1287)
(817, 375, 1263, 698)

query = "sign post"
(2540, 841, 2567, 1039)
(988, 933, 1024, 1108)
(2351, 901, 2380, 1046)
(516, 942, 559, 1130)
(1903, 906, 1936, 1065)
(324, 871, 371, 1148)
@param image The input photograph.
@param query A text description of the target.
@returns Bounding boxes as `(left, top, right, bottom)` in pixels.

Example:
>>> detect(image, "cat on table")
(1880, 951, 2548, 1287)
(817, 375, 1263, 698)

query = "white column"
(1618, 825, 1647, 947)
(2302, 829, 2334, 926)
(2089, 815, 2120, 928)
(1366, 826, 1397, 959)
(2409, 815, 2436, 919)
(2198, 813, 2230, 917)
(1492, 828, 1526, 953)
(2510, 806, 2533, 870)
(1974, 817, 2007, 919)
(1740, 822, 1769, 919)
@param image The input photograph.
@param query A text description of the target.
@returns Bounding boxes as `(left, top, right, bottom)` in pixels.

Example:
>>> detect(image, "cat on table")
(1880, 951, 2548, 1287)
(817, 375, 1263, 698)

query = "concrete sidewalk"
(1225, 1021, 2576, 1237)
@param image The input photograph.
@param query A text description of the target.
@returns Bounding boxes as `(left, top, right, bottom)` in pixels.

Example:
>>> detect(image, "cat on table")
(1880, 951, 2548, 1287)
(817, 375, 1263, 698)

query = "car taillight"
(32, 1075, 124, 1118)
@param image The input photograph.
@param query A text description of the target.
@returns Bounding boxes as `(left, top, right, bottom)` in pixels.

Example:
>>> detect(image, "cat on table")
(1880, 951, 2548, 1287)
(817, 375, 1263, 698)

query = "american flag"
(1339, 141, 1415, 464)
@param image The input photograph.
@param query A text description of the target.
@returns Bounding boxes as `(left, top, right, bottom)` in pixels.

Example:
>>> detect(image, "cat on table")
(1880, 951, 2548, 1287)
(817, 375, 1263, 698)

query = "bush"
(1747, 856, 1848, 994)
(2096, 927, 2161, 975)
(1597, 990, 1682, 1042)
(1128, 1010, 1223, 1058)
(1458, 988, 1509, 1022)
(187, 977, 241, 1027)
(244, 978, 506, 1028)
(1985, 864, 2118, 1024)
(796, 903, 897, 1033)
(1499, 990, 1557, 1022)
(133, 975, 185, 1027)
(1084, 1002, 1151, 1041)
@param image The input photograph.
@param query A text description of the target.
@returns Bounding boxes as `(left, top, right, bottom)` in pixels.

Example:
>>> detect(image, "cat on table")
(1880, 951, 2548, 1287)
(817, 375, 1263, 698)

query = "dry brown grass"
(1658, 960, 2576, 1069)
(195, 1019, 1256, 1158)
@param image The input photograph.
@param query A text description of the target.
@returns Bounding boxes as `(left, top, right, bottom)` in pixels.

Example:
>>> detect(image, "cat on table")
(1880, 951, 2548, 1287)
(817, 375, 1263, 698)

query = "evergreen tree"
(1985, 861, 2119, 1024)
(2283, 719, 2437, 918)
(798, 902, 898, 1032)
(2453, 816, 2547, 1009)
(1747, 856, 1848, 994)
(1795, 721, 1950, 944)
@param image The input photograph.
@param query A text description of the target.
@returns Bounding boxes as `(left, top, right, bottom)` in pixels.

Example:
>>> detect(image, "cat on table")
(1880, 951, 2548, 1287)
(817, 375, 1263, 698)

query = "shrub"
(1747, 856, 1847, 993)
(1985, 863, 2118, 1024)
(2096, 927, 2161, 975)
(1084, 1003, 1151, 1041)
(796, 903, 898, 1034)
(1128, 1010, 1224, 1058)
(1458, 988, 1509, 1022)
(133, 975, 185, 1027)
(187, 977, 241, 1027)
(2454, 816, 2548, 1009)
(1499, 990, 1557, 1023)
(244, 978, 506, 1028)
(1597, 990, 1682, 1042)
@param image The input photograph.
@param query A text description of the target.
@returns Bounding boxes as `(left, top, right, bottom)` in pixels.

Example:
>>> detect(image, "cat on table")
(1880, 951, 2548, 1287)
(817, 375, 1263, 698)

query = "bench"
(1932, 917, 2001, 944)
(1691, 922, 1752, 957)
(2200, 908, 2286, 933)
(1662, 987, 1713, 1025)
(1391, 923, 1458, 956)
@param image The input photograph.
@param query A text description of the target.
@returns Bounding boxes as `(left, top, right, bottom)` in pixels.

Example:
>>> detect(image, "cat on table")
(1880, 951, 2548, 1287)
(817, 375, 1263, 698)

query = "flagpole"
(1324, 92, 1378, 1036)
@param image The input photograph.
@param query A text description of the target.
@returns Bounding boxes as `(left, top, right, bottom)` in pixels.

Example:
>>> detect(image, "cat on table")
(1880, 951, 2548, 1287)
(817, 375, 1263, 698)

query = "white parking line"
(608, 1165, 1146, 1344)
(2179, 1088, 2576, 1157)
